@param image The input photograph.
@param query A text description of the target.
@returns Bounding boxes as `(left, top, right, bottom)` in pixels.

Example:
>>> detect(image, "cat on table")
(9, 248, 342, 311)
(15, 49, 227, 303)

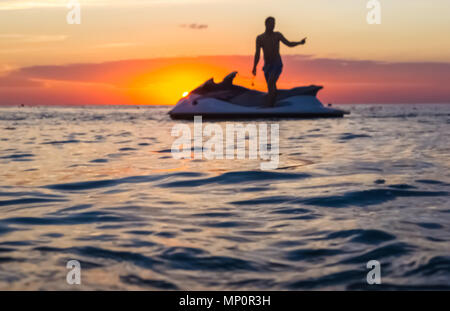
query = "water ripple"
(0, 104, 449, 290)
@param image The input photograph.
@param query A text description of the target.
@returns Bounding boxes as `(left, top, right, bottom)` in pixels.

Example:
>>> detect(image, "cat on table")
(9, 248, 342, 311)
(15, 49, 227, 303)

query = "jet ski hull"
(169, 95, 349, 120)
(170, 111, 346, 120)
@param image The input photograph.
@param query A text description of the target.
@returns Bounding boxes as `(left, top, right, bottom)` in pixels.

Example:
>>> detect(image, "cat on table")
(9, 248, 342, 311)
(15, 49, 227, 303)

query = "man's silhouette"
(252, 17, 307, 107)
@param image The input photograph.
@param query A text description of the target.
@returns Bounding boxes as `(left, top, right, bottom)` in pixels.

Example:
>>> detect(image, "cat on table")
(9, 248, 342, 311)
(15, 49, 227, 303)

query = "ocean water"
(0, 104, 449, 290)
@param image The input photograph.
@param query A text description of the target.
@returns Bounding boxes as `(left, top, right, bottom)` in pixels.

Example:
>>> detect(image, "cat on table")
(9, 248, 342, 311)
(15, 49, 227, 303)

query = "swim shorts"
(263, 60, 283, 82)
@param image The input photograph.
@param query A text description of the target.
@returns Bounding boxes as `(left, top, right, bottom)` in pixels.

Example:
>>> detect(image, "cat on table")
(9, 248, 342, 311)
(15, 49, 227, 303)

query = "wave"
(159, 171, 311, 188)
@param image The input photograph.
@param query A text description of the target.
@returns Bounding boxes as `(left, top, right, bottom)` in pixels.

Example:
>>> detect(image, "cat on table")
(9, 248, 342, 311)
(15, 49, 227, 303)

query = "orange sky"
(1, 55, 450, 105)
(1, 0, 450, 105)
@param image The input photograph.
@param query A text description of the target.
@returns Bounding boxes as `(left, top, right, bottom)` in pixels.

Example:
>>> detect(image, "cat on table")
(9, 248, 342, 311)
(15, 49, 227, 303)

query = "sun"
(182, 91, 189, 97)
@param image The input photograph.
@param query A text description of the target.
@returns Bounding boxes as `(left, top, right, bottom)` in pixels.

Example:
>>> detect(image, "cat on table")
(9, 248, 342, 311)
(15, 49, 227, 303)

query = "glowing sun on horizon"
(182, 91, 189, 97)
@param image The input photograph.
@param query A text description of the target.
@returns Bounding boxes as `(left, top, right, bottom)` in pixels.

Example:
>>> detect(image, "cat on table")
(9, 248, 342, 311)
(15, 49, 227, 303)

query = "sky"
(1, 0, 450, 105)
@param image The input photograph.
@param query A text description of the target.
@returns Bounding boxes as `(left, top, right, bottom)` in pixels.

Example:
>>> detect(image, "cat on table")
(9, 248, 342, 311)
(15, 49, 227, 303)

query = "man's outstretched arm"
(279, 33, 306, 47)
(252, 37, 261, 76)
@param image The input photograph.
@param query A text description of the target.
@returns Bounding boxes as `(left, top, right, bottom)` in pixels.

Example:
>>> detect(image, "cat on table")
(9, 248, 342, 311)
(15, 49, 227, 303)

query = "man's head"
(265, 17, 275, 32)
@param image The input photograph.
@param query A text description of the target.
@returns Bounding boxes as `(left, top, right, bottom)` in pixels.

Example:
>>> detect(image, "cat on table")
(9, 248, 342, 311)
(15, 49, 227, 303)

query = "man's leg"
(267, 75, 277, 107)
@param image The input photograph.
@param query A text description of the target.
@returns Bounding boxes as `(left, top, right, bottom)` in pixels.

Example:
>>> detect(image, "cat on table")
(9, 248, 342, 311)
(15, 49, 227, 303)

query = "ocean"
(0, 104, 449, 290)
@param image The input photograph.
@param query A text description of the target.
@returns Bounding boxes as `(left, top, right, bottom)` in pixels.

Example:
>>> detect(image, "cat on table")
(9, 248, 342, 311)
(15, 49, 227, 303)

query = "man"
(252, 17, 307, 107)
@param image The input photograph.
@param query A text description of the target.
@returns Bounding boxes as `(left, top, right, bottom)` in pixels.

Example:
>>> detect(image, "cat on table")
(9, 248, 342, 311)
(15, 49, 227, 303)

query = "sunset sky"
(1, 0, 450, 105)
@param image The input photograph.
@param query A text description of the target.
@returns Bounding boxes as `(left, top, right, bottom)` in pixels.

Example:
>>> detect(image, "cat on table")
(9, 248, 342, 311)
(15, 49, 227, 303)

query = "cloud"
(180, 23, 209, 30)
(94, 42, 141, 49)
(1, 55, 449, 105)
(0, 76, 43, 88)
(0, 67, 43, 87)
(0, 0, 221, 11)
(0, 0, 67, 11)
(0, 34, 68, 43)
(0, 64, 15, 73)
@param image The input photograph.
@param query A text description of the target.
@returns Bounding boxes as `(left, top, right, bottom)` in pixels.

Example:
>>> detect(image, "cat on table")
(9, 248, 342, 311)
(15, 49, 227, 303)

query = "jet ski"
(169, 72, 349, 120)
